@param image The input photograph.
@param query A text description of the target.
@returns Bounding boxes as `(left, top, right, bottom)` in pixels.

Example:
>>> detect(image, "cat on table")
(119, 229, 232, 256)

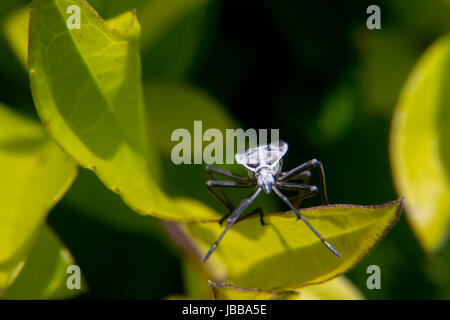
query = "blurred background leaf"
(2, 226, 81, 299)
(391, 35, 450, 252)
(0, 103, 76, 293)
(2, 5, 29, 69)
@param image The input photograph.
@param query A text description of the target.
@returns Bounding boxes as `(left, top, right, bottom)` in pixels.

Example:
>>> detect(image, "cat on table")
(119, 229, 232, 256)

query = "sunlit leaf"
(29, 0, 219, 222)
(297, 276, 364, 300)
(391, 34, 450, 251)
(175, 200, 403, 290)
(2, 226, 81, 299)
(0, 0, 29, 79)
(88, 0, 216, 79)
(209, 276, 363, 300)
(209, 281, 300, 300)
(0, 103, 77, 292)
(2, 5, 29, 69)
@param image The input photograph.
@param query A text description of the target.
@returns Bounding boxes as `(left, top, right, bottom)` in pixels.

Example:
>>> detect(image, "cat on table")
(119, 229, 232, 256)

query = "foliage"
(1, 0, 450, 299)
(0, 103, 76, 297)
(179, 201, 403, 290)
(391, 35, 450, 252)
(209, 276, 363, 300)
(2, 226, 80, 299)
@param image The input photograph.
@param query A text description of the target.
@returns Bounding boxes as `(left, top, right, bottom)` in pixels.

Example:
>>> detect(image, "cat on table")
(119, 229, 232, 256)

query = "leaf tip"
(105, 9, 141, 39)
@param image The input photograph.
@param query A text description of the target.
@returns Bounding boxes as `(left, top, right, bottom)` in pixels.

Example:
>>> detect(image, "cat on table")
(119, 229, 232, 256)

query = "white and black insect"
(203, 141, 340, 262)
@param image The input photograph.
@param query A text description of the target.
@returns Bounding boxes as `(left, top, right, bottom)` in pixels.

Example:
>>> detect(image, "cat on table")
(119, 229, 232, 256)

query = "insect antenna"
(272, 185, 341, 258)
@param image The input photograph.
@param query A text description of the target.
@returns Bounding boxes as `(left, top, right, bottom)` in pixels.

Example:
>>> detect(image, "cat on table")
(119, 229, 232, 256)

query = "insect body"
(204, 141, 340, 262)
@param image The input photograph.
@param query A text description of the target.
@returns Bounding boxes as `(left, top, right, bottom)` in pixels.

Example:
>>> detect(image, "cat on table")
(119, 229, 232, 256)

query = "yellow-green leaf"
(297, 276, 364, 300)
(1, 226, 81, 299)
(87, 0, 215, 79)
(2, 5, 29, 69)
(29, 0, 218, 222)
(391, 34, 450, 251)
(209, 281, 300, 300)
(178, 200, 403, 290)
(0, 104, 77, 292)
(209, 276, 363, 300)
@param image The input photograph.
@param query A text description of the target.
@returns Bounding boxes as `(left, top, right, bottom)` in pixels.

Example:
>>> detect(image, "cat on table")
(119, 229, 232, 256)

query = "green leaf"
(209, 282, 300, 300)
(306, 83, 356, 146)
(2, 5, 29, 69)
(177, 200, 403, 290)
(209, 276, 363, 300)
(357, 31, 417, 117)
(79, 0, 217, 79)
(0, 103, 77, 292)
(391, 34, 450, 251)
(29, 0, 218, 222)
(296, 276, 364, 300)
(0, 0, 29, 79)
(1, 226, 81, 299)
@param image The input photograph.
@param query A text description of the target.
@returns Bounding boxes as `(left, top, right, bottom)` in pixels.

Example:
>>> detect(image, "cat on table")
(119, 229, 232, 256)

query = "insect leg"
(205, 165, 252, 220)
(233, 207, 266, 226)
(203, 188, 262, 262)
(272, 185, 340, 258)
(206, 165, 250, 182)
(251, 207, 266, 226)
(289, 191, 319, 208)
(279, 170, 311, 183)
(276, 182, 317, 193)
(278, 171, 311, 207)
(206, 180, 255, 224)
(279, 159, 329, 205)
(276, 181, 319, 207)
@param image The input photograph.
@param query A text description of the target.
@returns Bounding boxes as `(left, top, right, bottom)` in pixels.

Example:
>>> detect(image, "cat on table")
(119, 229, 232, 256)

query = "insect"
(203, 141, 340, 262)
